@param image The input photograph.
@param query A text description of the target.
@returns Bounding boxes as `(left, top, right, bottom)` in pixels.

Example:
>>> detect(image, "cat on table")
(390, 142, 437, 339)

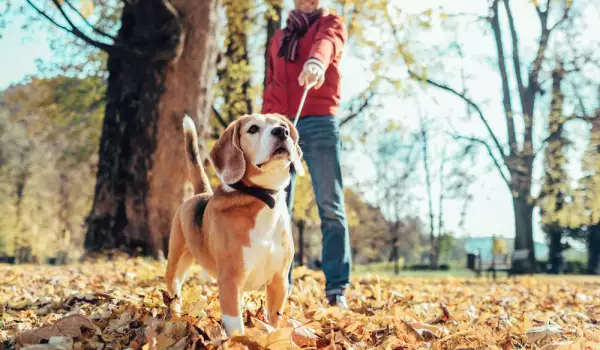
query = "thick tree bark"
(85, 0, 219, 258)
(149, 0, 219, 259)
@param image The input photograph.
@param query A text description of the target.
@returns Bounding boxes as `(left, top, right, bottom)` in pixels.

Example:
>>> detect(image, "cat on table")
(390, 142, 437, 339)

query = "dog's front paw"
(162, 290, 182, 319)
(268, 311, 283, 329)
(168, 298, 182, 318)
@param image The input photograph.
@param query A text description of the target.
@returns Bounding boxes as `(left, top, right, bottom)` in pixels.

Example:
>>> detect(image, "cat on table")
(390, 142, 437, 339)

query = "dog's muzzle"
(271, 126, 289, 141)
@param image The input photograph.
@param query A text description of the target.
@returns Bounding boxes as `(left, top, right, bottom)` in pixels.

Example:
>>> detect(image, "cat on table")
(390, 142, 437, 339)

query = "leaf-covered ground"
(1, 256, 600, 349)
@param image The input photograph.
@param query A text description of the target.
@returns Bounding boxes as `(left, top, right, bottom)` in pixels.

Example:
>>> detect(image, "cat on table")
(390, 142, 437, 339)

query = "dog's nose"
(271, 126, 289, 141)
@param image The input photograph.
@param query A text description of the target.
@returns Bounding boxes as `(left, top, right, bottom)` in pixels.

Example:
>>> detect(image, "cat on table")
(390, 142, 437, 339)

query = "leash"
(293, 80, 317, 127)
(289, 80, 316, 176)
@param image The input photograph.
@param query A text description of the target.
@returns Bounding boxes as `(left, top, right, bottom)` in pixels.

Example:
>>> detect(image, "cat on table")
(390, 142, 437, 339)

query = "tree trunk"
(85, 0, 219, 258)
(512, 194, 537, 273)
(14, 150, 30, 259)
(57, 172, 72, 264)
(588, 224, 600, 275)
(548, 228, 563, 274)
(390, 233, 399, 275)
(393, 244, 399, 275)
(420, 121, 437, 270)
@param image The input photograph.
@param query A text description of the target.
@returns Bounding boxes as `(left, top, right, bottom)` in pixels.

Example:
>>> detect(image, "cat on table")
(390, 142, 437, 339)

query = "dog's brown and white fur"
(165, 113, 304, 337)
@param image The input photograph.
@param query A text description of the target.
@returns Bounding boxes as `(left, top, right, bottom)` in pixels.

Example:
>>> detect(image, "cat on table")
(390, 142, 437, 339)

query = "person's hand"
(298, 59, 325, 89)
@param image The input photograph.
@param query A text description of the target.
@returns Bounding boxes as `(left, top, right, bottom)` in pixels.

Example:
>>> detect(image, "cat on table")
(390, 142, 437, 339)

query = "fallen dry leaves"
(1, 255, 600, 349)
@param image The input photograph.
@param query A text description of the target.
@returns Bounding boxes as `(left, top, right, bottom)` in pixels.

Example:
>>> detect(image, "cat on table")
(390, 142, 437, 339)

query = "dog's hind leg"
(166, 217, 183, 294)
(165, 213, 190, 316)
(173, 250, 194, 297)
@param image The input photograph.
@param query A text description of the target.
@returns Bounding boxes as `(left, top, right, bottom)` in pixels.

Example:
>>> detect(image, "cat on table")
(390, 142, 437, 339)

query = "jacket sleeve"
(308, 14, 347, 70)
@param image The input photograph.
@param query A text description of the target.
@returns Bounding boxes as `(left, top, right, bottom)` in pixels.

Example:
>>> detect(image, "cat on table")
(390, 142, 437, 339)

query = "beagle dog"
(165, 113, 304, 337)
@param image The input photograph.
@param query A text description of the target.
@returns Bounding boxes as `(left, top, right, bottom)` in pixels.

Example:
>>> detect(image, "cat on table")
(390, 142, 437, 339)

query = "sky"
(1, 0, 598, 246)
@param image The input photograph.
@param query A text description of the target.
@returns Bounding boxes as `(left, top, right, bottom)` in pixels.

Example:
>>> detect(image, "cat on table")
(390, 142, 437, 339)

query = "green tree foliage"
(216, 0, 255, 124)
(5, 76, 105, 166)
(539, 65, 573, 229)
(579, 119, 600, 225)
(438, 233, 457, 263)
(0, 76, 104, 261)
(570, 107, 600, 273)
(537, 63, 580, 273)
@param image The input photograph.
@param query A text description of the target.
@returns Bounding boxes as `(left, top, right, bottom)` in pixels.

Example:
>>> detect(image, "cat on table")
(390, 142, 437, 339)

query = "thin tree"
(399, 0, 585, 272)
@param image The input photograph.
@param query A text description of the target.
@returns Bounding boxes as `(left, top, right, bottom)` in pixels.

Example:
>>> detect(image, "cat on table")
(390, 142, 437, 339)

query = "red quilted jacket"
(262, 13, 347, 119)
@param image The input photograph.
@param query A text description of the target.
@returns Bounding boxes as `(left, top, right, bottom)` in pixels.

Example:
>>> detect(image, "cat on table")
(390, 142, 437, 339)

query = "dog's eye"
(248, 125, 259, 134)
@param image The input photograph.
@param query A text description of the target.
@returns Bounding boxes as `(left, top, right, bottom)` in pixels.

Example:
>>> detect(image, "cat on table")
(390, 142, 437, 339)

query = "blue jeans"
(286, 115, 351, 296)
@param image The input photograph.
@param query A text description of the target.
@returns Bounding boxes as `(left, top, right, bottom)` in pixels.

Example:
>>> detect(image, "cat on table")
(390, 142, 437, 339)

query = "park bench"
(467, 249, 530, 280)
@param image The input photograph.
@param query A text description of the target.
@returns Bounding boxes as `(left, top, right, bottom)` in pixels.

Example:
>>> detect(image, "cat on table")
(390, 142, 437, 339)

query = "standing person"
(262, 0, 351, 308)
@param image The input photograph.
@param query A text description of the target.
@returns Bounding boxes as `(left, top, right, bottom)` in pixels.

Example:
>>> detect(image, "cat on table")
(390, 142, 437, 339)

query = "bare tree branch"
(569, 80, 590, 117)
(409, 70, 507, 162)
(420, 117, 436, 266)
(27, 0, 176, 60)
(549, 2, 572, 32)
(447, 132, 511, 188)
(437, 148, 446, 240)
(503, 0, 525, 107)
(523, 0, 567, 159)
(529, 2, 551, 94)
(340, 92, 374, 127)
(26, 0, 76, 39)
(62, 0, 117, 40)
(47, 0, 117, 53)
(534, 2, 544, 18)
(534, 113, 600, 158)
(212, 105, 228, 129)
(490, 0, 518, 156)
(443, 12, 488, 22)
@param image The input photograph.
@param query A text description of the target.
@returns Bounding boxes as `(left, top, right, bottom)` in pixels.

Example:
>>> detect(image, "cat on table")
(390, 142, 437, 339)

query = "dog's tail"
(183, 115, 212, 195)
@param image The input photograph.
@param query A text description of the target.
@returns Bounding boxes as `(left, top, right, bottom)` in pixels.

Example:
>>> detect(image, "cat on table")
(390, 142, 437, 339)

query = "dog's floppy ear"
(209, 119, 246, 184)
(278, 115, 305, 176)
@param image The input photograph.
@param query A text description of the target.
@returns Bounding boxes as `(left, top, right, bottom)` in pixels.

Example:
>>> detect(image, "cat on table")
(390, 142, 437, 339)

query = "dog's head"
(209, 113, 304, 190)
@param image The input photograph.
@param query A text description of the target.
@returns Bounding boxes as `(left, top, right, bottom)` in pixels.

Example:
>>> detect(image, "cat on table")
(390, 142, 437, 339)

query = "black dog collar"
(230, 181, 277, 209)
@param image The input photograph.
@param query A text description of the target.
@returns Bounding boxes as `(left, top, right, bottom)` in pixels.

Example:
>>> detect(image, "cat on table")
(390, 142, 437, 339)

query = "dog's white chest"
(242, 201, 289, 291)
